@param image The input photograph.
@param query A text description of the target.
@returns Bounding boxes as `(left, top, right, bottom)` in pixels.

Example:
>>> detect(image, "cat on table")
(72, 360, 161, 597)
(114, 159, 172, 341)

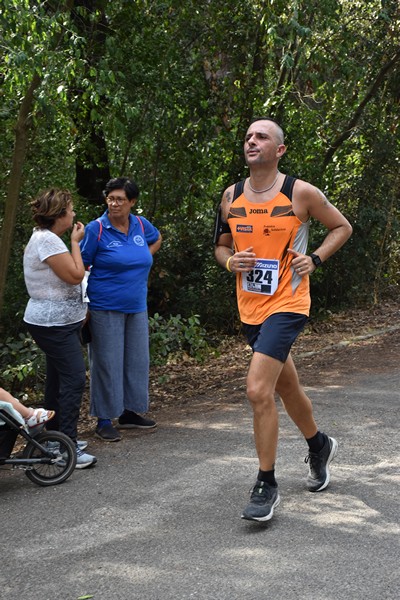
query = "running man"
(214, 117, 352, 521)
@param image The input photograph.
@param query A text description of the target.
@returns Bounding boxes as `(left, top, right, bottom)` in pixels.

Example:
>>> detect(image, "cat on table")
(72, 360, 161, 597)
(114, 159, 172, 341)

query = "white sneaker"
(75, 445, 97, 469)
(77, 440, 88, 451)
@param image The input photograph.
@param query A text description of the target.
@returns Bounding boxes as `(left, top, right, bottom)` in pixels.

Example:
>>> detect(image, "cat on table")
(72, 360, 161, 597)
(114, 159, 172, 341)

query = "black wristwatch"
(310, 253, 323, 268)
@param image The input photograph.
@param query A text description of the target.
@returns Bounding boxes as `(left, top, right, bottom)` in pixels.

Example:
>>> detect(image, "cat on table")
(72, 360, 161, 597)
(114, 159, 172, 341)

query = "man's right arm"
(214, 187, 235, 269)
(214, 186, 256, 273)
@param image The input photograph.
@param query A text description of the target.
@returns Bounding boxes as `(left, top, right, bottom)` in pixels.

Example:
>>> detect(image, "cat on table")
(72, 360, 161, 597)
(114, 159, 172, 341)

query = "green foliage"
(0, 333, 44, 390)
(148, 203, 239, 332)
(1, 0, 399, 338)
(149, 313, 210, 365)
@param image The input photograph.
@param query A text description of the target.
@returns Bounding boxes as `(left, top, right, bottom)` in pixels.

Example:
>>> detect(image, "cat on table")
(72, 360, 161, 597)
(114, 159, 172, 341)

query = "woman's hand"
(71, 221, 85, 243)
(47, 221, 86, 284)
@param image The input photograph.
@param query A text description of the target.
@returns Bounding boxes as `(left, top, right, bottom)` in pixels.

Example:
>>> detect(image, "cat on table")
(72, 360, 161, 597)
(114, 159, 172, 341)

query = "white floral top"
(23, 228, 86, 327)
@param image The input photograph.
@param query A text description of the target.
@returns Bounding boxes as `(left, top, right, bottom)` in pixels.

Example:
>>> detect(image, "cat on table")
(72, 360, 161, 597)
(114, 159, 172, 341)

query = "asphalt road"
(1, 367, 399, 600)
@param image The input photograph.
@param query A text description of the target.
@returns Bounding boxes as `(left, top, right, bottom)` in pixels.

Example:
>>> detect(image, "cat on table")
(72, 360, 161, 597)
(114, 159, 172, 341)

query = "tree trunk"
(0, 72, 41, 318)
(0, 0, 75, 319)
(75, 127, 111, 205)
(71, 0, 111, 205)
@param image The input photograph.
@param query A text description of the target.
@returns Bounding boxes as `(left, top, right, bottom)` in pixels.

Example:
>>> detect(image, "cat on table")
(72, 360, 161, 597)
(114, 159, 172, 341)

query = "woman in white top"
(23, 188, 96, 469)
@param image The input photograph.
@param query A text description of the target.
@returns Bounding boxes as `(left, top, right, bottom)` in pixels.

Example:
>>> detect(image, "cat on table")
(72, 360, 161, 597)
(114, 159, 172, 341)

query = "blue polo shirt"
(80, 211, 160, 313)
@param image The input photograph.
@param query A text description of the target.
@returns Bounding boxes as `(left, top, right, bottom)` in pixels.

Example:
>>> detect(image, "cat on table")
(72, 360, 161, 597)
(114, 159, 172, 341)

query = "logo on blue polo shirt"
(107, 241, 123, 247)
(133, 235, 145, 246)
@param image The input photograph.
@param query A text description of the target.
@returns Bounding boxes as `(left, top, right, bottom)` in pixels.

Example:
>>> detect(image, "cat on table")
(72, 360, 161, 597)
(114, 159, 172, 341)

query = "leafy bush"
(149, 313, 210, 365)
(0, 314, 210, 396)
(0, 333, 45, 392)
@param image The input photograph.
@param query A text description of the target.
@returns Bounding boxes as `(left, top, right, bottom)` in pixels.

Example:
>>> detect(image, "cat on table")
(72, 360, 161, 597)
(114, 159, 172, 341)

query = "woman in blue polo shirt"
(80, 177, 162, 441)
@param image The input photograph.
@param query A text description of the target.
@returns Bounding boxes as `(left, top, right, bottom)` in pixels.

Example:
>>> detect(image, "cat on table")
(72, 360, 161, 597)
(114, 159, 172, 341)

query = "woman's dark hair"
(103, 177, 140, 201)
(30, 188, 72, 229)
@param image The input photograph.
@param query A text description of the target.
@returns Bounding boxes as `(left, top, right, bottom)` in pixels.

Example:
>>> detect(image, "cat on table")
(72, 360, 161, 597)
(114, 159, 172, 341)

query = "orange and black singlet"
(228, 176, 311, 325)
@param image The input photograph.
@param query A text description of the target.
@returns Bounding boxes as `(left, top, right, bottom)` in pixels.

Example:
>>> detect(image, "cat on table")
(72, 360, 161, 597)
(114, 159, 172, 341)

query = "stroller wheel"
(23, 430, 77, 486)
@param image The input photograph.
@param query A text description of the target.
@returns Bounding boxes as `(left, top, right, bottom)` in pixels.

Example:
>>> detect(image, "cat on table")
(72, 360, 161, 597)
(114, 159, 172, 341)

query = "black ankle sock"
(306, 431, 325, 453)
(257, 469, 277, 487)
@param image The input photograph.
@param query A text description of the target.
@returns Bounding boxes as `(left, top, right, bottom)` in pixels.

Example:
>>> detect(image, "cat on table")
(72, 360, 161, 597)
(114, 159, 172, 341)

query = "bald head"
(248, 118, 285, 146)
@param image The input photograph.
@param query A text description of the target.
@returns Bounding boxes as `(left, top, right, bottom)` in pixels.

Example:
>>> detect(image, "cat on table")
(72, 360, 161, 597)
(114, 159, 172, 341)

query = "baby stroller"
(0, 402, 76, 486)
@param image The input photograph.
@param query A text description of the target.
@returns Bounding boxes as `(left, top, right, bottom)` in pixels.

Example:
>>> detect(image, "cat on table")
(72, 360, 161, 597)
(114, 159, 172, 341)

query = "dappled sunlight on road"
(292, 493, 399, 535)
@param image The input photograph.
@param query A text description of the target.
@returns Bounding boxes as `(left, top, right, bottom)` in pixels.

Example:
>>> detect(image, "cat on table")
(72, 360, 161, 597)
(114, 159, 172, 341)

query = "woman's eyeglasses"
(106, 196, 128, 206)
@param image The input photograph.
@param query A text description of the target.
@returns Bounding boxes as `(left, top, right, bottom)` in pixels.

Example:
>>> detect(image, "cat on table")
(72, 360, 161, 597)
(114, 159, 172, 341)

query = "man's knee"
(247, 380, 274, 408)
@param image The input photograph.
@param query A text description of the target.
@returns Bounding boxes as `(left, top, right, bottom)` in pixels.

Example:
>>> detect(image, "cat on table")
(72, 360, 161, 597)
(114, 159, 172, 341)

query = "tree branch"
(322, 48, 400, 170)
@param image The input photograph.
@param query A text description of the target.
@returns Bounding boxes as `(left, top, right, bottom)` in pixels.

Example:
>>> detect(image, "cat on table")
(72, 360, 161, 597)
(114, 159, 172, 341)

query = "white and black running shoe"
(305, 434, 338, 492)
(241, 480, 280, 522)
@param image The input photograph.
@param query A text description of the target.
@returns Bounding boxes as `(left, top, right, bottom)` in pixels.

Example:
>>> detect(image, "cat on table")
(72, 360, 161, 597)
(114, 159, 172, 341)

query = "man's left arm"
(289, 182, 353, 273)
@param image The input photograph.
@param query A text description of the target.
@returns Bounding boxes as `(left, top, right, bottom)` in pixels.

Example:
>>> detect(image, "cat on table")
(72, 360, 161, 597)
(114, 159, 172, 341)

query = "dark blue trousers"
(26, 321, 86, 442)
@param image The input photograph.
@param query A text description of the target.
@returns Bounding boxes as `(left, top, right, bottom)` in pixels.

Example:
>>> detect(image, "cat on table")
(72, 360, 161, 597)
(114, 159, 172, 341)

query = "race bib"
(242, 259, 279, 295)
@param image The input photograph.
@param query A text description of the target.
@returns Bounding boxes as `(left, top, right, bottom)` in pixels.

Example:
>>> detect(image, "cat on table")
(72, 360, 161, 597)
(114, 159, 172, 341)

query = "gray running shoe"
(46, 439, 88, 451)
(241, 480, 280, 522)
(305, 435, 338, 492)
(75, 445, 97, 469)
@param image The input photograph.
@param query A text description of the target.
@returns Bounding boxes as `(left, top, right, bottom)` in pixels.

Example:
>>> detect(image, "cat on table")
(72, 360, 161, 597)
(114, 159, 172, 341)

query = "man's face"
(244, 120, 286, 166)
